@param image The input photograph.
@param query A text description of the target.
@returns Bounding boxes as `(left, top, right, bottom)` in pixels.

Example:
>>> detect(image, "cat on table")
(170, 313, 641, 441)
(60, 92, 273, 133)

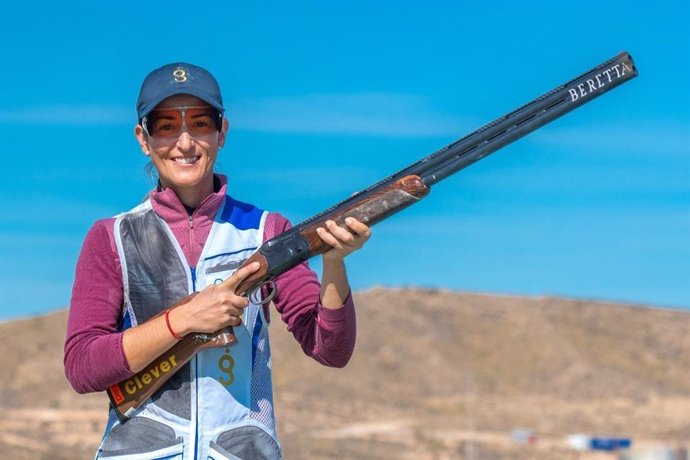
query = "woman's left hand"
(316, 217, 371, 263)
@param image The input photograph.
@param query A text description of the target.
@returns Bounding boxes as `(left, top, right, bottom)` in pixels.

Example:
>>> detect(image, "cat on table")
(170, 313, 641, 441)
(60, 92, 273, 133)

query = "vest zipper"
(188, 213, 195, 252)
(189, 214, 197, 292)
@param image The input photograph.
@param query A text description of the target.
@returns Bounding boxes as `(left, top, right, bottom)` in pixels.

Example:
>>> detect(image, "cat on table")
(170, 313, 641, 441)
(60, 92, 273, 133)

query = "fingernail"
(345, 217, 353, 224)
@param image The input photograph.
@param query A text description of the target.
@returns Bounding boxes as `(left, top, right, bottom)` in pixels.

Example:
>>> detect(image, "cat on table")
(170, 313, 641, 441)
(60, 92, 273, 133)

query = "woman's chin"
(161, 170, 214, 190)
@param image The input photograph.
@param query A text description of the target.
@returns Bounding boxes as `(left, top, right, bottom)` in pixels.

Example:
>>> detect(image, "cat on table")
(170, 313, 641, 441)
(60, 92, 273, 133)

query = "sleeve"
(263, 212, 356, 368)
(63, 219, 134, 393)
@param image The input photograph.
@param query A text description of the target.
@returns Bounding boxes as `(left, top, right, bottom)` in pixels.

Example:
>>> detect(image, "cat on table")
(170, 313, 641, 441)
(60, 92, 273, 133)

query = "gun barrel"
(288, 52, 637, 232)
(419, 52, 638, 186)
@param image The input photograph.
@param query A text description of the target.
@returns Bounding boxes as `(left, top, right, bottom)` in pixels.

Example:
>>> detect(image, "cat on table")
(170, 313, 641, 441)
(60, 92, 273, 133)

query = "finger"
(325, 220, 356, 244)
(220, 261, 261, 289)
(232, 312, 243, 326)
(220, 301, 248, 323)
(316, 226, 343, 249)
(226, 297, 250, 311)
(344, 217, 372, 238)
(220, 311, 243, 328)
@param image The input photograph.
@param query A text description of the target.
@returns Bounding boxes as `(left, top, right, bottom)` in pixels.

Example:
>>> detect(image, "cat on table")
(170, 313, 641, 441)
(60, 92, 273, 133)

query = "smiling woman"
(63, 62, 371, 460)
(134, 94, 228, 208)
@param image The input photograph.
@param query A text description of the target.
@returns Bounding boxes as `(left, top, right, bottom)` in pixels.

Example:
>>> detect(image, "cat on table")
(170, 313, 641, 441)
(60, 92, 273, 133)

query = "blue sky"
(0, 1, 688, 320)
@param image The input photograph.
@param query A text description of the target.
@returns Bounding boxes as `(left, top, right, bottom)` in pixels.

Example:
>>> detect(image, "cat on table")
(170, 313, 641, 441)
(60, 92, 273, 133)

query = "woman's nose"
(176, 130, 195, 150)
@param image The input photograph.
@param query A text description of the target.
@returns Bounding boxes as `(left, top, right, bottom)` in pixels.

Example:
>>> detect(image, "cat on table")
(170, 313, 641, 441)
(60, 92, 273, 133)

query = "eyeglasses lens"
(145, 106, 218, 138)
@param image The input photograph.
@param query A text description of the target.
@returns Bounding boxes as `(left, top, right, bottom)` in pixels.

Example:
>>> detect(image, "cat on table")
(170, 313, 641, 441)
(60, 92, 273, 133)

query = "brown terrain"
(1, 287, 689, 459)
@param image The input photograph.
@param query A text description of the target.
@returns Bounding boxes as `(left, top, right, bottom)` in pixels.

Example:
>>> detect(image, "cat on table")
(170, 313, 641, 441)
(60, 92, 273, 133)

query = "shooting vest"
(95, 196, 281, 460)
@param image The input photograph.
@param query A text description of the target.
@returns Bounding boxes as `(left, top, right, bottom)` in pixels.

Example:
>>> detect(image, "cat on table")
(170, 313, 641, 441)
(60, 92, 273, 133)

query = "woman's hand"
(316, 217, 372, 263)
(123, 262, 261, 373)
(316, 218, 371, 308)
(169, 262, 262, 335)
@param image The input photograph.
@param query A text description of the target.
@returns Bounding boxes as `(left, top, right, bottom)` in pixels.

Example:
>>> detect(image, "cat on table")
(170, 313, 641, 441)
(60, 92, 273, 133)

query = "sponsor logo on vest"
(568, 62, 633, 102)
(121, 354, 179, 396)
(109, 383, 125, 404)
(218, 348, 235, 386)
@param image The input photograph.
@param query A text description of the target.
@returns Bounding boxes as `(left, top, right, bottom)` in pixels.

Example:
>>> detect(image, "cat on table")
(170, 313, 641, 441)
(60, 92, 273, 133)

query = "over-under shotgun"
(108, 52, 638, 420)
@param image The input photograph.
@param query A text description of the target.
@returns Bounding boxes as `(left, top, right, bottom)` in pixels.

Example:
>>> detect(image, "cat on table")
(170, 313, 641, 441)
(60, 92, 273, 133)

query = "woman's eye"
(154, 122, 178, 132)
(194, 118, 212, 128)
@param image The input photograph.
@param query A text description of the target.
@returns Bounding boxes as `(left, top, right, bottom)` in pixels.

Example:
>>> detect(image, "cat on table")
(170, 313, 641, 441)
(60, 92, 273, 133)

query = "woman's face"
(135, 94, 228, 193)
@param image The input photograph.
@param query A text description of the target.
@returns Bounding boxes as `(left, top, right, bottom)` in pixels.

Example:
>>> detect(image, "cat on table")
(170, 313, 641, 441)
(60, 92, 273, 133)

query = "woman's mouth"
(172, 156, 201, 165)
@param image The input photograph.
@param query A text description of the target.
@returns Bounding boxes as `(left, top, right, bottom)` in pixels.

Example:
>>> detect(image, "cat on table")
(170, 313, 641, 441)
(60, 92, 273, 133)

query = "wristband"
(165, 310, 183, 340)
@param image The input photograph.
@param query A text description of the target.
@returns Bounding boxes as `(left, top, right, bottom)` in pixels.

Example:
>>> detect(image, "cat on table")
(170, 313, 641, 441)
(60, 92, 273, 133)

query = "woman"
(64, 62, 370, 459)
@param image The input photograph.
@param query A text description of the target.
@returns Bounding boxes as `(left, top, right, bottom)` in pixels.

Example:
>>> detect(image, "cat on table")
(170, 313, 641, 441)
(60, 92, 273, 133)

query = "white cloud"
(0, 105, 131, 125)
(0, 95, 469, 137)
(234, 165, 377, 186)
(534, 120, 690, 155)
(229, 93, 471, 137)
(0, 231, 81, 248)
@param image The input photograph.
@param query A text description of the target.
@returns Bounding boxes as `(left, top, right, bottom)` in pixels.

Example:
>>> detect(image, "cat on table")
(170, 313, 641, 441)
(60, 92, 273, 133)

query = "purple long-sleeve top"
(64, 176, 356, 394)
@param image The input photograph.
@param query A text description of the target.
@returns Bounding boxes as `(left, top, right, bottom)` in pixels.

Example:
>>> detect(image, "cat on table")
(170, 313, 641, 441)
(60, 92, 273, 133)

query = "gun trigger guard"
(247, 280, 277, 305)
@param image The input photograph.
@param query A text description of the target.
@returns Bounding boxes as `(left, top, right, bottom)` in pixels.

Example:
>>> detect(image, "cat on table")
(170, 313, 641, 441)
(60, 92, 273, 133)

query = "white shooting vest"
(96, 196, 281, 460)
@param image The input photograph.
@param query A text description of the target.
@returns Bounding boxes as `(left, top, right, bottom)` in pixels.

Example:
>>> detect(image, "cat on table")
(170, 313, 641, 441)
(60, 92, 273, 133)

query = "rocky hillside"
(1, 288, 688, 459)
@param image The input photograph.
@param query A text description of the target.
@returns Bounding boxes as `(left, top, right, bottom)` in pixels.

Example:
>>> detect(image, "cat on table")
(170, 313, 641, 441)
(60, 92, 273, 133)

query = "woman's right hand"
(170, 261, 262, 335)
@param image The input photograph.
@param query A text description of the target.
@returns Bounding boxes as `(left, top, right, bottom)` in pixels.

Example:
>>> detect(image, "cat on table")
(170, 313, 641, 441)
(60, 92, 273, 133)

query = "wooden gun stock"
(107, 327, 235, 420)
(106, 294, 236, 419)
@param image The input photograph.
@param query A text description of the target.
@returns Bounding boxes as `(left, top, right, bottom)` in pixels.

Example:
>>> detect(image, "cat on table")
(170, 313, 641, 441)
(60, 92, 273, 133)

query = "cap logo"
(173, 68, 187, 83)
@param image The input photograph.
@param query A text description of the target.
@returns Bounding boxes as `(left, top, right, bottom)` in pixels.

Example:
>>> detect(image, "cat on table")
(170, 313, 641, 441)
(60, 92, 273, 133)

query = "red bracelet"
(165, 310, 183, 340)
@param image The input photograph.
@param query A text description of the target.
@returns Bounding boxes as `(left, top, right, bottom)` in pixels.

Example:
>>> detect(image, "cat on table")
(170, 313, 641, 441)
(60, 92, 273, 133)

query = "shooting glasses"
(142, 105, 222, 139)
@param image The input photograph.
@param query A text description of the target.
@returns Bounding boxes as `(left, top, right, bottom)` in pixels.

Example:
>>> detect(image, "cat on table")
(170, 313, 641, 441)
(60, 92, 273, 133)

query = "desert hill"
(1, 288, 688, 459)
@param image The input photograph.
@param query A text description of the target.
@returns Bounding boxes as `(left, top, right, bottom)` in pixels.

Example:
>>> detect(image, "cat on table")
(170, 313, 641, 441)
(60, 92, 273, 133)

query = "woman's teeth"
(173, 157, 199, 165)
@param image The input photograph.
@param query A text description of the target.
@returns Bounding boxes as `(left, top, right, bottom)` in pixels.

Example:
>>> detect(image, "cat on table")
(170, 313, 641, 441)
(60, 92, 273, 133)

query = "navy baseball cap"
(136, 62, 224, 119)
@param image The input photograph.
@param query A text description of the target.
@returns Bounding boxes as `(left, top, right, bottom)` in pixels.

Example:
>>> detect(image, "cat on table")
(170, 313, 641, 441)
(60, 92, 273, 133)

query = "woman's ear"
(218, 118, 230, 149)
(134, 124, 150, 156)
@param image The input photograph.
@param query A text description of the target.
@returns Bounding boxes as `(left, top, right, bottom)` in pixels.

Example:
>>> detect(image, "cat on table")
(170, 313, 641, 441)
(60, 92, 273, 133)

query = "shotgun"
(108, 51, 638, 420)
